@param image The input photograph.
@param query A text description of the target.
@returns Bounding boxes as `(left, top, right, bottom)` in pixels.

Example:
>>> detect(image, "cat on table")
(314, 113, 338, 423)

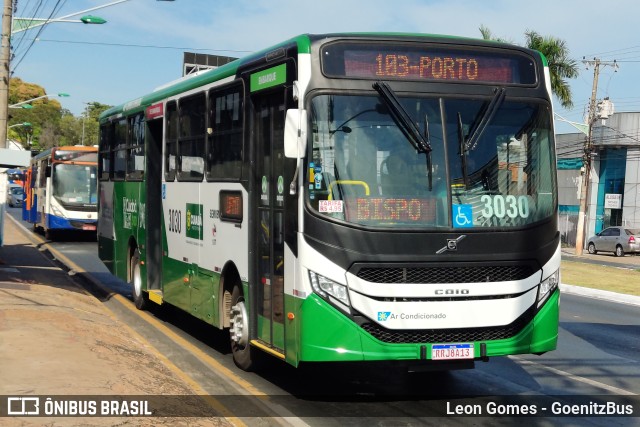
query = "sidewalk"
(561, 245, 640, 269)
(559, 245, 640, 306)
(0, 216, 230, 426)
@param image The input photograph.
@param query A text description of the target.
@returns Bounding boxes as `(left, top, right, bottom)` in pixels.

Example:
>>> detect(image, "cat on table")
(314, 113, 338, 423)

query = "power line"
(11, 0, 67, 73)
(15, 36, 254, 53)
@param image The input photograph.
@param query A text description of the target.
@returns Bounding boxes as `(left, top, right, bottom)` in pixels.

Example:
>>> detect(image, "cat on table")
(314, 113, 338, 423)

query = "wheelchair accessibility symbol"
(453, 204, 473, 228)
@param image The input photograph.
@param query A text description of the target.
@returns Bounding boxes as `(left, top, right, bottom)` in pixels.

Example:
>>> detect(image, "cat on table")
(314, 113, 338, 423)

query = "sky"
(4, 0, 640, 135)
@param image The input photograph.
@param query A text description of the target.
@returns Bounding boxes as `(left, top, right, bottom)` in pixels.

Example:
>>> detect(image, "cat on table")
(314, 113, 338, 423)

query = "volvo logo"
(435, 235, 466, 254)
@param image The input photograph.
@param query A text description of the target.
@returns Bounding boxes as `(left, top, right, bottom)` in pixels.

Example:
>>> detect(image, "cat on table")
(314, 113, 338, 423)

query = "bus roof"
(31, 145, 98, 162)
(99, 32, 543, 122)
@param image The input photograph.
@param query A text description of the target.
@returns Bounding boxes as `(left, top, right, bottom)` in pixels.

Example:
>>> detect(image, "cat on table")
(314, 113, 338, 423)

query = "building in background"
(557, 111, 640, 247)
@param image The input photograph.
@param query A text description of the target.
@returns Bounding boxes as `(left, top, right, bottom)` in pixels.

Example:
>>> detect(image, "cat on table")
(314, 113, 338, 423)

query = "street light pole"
(0, 0, 13, 150)
(9, 92, 70, 108)
(8, 122, 31, 129)
(11, 0, 125, 34)
(574, 58, 618, 255)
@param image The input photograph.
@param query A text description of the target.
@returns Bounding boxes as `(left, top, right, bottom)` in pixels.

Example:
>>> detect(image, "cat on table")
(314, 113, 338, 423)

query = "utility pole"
(574, 58, 618, 255)
(0, 0, 13, 149)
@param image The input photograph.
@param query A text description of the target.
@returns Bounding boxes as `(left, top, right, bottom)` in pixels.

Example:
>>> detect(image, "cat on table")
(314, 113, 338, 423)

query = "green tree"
(81, 102, 111, 146)
(8, 77, 112, 150)
(479, 26, 579, 108)
(8, 77, 65, 149)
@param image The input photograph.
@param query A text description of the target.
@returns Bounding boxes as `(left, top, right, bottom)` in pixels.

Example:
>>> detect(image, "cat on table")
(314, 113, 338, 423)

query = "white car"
(587, 226, 640, 257)
(6, 186, 24, 207)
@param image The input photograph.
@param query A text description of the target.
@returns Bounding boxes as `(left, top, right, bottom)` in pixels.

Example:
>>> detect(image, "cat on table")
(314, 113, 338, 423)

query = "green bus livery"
(98, 33, 559, 371)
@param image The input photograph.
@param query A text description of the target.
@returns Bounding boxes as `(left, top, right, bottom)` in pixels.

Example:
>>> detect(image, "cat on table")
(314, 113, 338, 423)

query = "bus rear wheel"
(130, 251, 148, 310)
(229, 285, 258, 371)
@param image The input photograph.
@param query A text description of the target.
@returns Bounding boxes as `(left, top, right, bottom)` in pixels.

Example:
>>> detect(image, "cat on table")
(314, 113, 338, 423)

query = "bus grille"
(355, 265, 534, 284)
(360, 311, 531, 344)
(60, 203, 97, 212)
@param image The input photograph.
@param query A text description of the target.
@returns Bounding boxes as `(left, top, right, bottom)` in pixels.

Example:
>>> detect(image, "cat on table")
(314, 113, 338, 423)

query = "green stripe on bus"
(250, 64, 287, 92)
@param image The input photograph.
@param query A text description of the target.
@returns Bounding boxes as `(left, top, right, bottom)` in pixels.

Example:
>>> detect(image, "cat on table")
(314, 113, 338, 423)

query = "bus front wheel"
(229, 285, 257, 371)
(130, 251, 148, 310)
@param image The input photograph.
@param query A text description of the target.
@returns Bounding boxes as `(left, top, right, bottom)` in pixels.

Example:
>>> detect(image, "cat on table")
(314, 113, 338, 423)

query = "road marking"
(512, 356, 635, 395)
(14, 226, 246, 426)
(35, 232, 304, 423)
(8, 217, 246, 424)
(98, 297, 245, 425)
(112, 294, 309, 425)
(116, 292, 266, 395)
(9, 216, 308, 424)
(8, 265, 60, 270)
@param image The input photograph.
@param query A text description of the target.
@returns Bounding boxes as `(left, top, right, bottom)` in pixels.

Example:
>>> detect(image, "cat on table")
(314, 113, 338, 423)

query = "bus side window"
(165, 101, 178, 181)
(207, 83, 243, 181)
(38, 160, 47, 187)
(99, 123, 112, 181)
(126, 113, 145, 181)
(113, 118, 127, 181)
(177, 93, 205, 181)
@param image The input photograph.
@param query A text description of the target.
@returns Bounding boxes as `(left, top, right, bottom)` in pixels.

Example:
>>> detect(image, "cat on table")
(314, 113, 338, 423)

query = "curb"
(561, 283, 640, 307)
(6, 214, 117, 298)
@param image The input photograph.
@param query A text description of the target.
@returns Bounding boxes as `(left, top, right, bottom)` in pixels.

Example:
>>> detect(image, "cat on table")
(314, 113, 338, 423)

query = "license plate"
(82, 224, 96, 231)
(431, 343, 474, 360)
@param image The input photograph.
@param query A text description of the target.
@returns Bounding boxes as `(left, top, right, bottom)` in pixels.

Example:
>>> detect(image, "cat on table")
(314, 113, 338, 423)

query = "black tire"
(615, 245, 624, 257)
(588, 243, 597, 254)
(130, 251, 148, 310)
(229, 285, 259, 371)
(44, 228, 55, 241)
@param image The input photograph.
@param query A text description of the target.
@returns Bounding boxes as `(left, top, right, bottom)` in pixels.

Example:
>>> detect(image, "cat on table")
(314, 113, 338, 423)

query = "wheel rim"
(230, 299, 249, 349)
(589, 244, 594, 253)
(133, 259, 142, 298)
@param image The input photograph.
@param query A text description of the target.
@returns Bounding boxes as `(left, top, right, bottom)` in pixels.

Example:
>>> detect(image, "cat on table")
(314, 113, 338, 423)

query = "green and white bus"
(98, 33, 559, 371)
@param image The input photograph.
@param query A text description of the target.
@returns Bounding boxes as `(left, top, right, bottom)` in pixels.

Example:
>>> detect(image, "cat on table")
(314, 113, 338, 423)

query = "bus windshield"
(308, 93, 556, 229)
(52, 164, 98, 207)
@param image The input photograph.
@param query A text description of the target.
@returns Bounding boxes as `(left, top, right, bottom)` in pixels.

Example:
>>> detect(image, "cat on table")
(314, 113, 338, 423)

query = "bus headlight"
(309, 271, 350, 308)
(51, 205, 65, 218)
(538, 269, 559, 307)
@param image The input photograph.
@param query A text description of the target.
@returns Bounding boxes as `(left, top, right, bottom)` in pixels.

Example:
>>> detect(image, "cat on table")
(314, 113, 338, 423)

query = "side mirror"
(284, 109, 307, 159)
(45, 165, 52, 178)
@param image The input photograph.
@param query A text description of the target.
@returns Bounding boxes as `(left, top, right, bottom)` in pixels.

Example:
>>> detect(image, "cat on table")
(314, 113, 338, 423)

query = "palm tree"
(479, 26, 579, 108)
(524, 30, 578, 109)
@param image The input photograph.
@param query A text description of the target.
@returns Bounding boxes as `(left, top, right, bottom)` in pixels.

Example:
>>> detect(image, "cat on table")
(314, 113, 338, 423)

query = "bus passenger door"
(145, 116, 163, 293)
(252, 88, 287, 354)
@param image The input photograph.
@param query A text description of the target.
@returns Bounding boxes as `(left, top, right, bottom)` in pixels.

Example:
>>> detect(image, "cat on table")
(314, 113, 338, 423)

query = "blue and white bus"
(23, 146, 98, 239)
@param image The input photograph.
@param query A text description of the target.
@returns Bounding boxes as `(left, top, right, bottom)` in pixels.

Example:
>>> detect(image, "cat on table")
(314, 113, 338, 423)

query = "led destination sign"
(351, 197, 436, 223)
(322, 42, 536, 84)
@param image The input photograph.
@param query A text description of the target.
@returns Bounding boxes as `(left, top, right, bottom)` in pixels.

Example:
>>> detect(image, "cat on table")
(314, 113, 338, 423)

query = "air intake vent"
(355, 265, 534, 284)
(361, 309, 533, 344)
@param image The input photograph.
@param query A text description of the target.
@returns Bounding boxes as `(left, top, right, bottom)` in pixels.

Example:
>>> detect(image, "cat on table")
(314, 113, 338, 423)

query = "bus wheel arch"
(220, 262, 241, 329)
(128, 239, 148, 310)
(221, 262, 258, 371)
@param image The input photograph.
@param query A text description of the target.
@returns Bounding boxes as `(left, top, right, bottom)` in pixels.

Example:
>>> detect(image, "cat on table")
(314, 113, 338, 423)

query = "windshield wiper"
(464, 87, 506, 153)
(457, 87, 506, 188)
(373, 81, 431, 153)
(457, 112, 469, 188)
(373, 81, 433, 190)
